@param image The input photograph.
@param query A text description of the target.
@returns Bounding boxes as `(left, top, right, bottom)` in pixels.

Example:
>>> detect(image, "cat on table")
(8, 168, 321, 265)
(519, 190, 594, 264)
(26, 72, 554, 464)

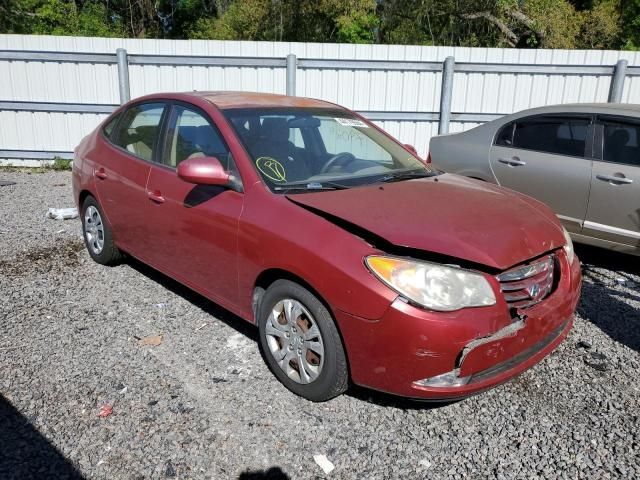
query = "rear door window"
(601, 118, 640, 167)
(511, 116, 590, 157)
(112, 103, 165, 162)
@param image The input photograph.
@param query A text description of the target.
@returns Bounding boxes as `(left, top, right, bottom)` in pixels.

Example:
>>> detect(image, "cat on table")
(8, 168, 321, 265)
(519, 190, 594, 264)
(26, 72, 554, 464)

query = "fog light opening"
(413, 369, 471, 388)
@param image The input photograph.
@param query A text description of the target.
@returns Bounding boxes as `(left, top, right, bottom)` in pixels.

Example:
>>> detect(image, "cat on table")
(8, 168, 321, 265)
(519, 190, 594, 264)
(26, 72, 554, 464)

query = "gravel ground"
(1, 170, 639, 480)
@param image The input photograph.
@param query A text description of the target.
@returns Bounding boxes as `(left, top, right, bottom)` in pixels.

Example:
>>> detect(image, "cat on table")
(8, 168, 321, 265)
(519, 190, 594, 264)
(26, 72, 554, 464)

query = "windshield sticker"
(256, 157, 287, 182)
(334, 118, 369, 128)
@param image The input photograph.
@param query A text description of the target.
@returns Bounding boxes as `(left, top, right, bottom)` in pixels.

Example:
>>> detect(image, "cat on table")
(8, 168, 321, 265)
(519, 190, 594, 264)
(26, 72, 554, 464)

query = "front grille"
(496, 255, 556, 309)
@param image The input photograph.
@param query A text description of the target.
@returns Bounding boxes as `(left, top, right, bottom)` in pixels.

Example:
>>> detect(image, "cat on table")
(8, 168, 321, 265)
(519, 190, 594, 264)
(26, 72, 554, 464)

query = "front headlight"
(365, 256, 496, 312)
(562, 227, 575, 264)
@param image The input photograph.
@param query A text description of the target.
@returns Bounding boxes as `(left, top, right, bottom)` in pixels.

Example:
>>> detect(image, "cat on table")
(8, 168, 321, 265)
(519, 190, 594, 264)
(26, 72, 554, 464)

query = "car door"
(489, 115, 594, 234)
(93, 102, 166, 254)
(582, 115, 640, 249)
(143, 102, 245, 305)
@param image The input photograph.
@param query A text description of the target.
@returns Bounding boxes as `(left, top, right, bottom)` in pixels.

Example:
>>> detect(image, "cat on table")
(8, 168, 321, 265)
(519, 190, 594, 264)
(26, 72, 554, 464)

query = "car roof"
(505, 102, 640, 118)
(176, 91, 339, 110)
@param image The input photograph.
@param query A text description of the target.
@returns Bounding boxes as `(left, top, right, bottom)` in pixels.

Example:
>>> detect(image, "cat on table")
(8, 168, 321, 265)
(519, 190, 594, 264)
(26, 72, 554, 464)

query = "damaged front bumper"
(410, 316, 572, 399)
(336, 249, 581, 400)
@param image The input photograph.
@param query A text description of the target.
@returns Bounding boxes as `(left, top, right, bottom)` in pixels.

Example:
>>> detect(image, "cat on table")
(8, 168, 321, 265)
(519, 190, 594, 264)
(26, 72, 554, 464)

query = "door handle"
(596, 174, 634, 185)
(147, 190, 165, 204)
(498, 157, 526, 167)
(95, 168, 107, 180)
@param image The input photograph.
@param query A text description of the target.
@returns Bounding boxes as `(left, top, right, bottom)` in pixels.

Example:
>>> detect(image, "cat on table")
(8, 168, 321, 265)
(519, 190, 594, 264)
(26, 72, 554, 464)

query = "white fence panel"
(1, 34, 640, 163)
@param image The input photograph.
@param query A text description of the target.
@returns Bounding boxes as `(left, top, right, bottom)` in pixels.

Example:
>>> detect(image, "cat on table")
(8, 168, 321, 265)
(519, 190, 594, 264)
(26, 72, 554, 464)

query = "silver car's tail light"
(496, 255, 556, 309)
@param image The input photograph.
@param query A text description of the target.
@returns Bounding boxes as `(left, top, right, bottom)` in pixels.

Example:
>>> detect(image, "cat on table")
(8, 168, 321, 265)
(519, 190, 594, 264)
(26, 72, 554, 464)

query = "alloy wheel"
(84, 205, 105, 255)
(265, 298, 325, 384)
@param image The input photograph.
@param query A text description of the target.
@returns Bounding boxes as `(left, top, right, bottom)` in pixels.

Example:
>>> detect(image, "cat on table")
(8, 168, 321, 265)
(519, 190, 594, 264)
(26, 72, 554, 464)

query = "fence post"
(116, 48, 131, 104)
(438, 56, 455, 135)
(608, 59, 627, 103)
(286, 54, 297, 96)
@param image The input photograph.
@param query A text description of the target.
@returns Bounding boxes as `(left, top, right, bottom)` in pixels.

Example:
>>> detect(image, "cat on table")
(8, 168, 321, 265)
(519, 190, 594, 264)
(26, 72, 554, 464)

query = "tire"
(81, 195, 123, 265)
(257, 279, 348, 402)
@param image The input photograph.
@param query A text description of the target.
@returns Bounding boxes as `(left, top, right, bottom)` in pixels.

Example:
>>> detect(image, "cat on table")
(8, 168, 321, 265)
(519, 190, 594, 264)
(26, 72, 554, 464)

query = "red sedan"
(72, 92, 581, 402)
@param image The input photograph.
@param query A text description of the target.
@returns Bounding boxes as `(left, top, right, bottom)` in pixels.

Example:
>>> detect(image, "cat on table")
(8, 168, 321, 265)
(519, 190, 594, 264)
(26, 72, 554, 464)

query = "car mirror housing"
(404, 144, 420, 157)
(177, 156, 230, 186)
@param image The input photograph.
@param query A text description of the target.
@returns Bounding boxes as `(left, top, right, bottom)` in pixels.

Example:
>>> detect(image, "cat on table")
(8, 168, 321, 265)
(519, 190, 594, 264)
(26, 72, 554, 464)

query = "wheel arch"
(253, 268, 329, 319)
(78, 189, 94, 209)
(252, 267, 353, 378)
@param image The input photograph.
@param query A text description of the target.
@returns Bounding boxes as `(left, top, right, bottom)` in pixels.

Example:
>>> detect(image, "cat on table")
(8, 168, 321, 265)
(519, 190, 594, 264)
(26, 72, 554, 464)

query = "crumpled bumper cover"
(336, 249, 581, 400)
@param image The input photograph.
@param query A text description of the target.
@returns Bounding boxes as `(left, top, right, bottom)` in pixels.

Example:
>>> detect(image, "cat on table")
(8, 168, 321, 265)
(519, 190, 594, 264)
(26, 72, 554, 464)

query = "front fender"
(236, 190, 396, 322)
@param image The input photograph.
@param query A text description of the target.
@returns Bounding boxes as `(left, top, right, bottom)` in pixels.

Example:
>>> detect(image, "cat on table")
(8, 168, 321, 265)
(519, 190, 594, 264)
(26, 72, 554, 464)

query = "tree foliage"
(0, 0, 637, 50)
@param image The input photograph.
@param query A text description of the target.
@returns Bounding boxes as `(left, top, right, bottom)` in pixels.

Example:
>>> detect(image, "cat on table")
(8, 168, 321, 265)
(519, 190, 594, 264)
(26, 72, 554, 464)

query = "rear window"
(112, 103, 165, 162)
(511, 116, 589, 157)
(102, 113, 120, 138)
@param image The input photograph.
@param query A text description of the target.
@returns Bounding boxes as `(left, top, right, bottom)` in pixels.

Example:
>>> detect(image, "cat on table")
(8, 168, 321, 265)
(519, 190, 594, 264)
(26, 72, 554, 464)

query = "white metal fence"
(1, 34, 640, 165)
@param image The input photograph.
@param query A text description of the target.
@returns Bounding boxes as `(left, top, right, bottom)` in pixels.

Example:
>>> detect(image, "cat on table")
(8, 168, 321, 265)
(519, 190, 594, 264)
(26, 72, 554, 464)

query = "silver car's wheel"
(265, 298, 325, 385)
(84, 205, 105, 255)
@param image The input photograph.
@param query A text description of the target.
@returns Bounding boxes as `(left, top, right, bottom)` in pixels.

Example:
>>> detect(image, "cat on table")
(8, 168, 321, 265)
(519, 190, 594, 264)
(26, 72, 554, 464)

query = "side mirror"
(177, 156, 230, 186)
(404, 144, 419, 157)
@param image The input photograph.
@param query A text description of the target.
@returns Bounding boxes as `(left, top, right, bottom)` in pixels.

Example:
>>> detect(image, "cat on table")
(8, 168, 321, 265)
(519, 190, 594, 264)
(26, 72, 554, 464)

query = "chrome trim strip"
(497, 255, 556, 308)
(556, 214, 583, 227)
(583, 221, 640, 239)
(496, 256, 553, 282)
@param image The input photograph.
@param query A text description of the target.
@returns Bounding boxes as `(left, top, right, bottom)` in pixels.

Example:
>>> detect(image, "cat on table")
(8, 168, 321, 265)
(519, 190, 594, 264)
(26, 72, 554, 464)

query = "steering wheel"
(320, 152, 357, 174)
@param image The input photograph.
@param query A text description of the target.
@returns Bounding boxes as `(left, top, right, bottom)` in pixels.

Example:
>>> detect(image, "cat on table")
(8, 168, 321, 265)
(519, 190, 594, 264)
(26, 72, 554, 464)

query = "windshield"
(223, 107, 437, 192)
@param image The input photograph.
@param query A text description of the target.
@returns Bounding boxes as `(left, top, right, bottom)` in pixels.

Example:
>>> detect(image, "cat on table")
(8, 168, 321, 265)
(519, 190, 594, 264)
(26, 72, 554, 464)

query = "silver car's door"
(489, 114, 594, 234)
(583, 115, 640, 248)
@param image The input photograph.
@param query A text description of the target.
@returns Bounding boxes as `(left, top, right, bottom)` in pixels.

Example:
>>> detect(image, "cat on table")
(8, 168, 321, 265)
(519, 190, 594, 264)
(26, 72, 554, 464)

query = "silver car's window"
(511, 116, 589, 158)
(495, 122, 515, 146)
(602, 121, 640, 167)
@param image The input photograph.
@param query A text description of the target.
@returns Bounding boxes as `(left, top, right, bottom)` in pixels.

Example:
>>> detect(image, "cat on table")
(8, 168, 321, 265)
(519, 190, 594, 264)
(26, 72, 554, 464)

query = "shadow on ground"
(127, 257, 258, 342)
(575, 244, 640, 354)
(127, 258, 452, 410)
(576, 243, 640, 276)
(238, 466, 290, 479)
(347, 384, 457, 410)
(0, 395, 83, 480)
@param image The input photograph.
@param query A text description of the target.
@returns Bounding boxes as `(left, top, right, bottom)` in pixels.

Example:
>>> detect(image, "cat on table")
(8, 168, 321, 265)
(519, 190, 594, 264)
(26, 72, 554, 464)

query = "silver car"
(430, 103, 640, 255)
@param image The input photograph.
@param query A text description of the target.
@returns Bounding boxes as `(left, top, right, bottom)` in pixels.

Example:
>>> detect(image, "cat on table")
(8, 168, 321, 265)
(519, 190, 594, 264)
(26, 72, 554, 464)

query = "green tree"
(188, 0, 378, 43)
(578, 0, 621, 49)
(0, 0, 635, 50)
(1, 0, 123, 37)
(620, 0, 640, 49)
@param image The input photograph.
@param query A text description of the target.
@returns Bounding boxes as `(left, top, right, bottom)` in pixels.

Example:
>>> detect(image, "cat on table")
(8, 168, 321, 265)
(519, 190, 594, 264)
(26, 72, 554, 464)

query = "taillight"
(426, 152, 432, 164)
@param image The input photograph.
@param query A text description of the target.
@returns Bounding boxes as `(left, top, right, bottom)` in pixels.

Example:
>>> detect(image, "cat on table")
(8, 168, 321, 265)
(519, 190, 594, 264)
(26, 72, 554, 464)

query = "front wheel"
(257, 280, 348, 402)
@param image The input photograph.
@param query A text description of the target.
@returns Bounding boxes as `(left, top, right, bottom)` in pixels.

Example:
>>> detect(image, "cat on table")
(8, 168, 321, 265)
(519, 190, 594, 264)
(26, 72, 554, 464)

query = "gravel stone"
(1, 171, 639, 479)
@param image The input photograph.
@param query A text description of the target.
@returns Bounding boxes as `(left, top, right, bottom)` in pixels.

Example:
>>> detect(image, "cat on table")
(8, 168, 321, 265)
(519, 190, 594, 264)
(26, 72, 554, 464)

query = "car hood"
(286, 174, 565, 271)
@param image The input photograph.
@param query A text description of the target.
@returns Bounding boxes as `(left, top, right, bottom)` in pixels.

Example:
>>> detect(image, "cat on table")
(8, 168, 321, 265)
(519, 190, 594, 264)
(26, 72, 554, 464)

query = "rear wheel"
(81, 195, 123, 265)
(257, 280, 348, 402)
